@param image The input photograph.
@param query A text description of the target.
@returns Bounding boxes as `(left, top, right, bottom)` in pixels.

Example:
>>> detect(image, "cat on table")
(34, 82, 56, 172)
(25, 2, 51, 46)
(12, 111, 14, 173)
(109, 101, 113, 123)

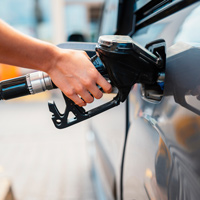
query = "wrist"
(40, 43, 61, 74)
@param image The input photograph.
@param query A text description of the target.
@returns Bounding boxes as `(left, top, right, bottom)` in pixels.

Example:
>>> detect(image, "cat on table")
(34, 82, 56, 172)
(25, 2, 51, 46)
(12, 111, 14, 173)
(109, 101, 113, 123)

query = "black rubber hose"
(120, 97, 130, 200)
(0, 75, 30, 100)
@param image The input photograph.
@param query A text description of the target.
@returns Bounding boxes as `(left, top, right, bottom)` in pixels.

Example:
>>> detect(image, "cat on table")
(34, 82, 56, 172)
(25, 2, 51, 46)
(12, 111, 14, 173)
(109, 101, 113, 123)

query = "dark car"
(86, 1, 200, 200)
(1, 0, 200, 199)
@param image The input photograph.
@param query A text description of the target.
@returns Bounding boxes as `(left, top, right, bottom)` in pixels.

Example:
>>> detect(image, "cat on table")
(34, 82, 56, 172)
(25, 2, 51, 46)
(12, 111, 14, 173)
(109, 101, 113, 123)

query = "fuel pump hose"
(0, 71, 55, 100)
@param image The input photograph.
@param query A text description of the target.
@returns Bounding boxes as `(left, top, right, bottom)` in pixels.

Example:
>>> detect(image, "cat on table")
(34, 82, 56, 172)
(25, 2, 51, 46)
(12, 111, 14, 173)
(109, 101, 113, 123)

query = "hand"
(47, 49, 112, 107)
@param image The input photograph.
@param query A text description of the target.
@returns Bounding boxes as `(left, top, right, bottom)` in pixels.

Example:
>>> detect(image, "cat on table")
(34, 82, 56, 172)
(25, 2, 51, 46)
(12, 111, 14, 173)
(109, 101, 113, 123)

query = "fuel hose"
(0, 71, 55, 100)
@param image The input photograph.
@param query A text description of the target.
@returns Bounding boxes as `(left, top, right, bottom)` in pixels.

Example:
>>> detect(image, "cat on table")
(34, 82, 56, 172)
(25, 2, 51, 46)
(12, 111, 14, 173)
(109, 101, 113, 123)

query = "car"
(85, 0, 200, 200)
(0, 1, 199, 199)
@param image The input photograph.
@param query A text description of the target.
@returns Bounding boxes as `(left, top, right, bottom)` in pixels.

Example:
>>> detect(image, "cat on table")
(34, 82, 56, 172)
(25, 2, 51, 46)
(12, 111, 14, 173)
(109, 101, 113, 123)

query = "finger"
(67, 94, 86, 107)
(88, 84, 103, 99)
(96, 75, 112, 93)
(78, 89, 94, 103)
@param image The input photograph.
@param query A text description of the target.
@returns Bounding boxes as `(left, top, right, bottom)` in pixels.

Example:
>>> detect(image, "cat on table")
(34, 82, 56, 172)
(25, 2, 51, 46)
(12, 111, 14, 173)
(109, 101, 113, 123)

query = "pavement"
(0, 91, 96, 200)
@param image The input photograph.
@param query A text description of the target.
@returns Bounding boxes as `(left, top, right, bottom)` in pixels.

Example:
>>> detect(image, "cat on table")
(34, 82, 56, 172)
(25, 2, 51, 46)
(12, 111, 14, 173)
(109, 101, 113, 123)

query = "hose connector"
(26, 71, 54, 94)
(0, 71, 54, 100)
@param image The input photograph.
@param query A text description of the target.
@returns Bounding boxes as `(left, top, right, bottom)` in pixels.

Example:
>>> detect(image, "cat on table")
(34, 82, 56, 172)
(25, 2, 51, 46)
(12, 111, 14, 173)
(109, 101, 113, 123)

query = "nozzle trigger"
(48, 93, 120, 129)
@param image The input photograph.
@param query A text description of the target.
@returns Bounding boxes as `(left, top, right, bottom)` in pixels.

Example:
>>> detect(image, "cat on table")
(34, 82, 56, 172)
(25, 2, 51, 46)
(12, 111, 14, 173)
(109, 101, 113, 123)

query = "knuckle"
(80, 50, 87, 56)
(83, 79, 92, 87)
(91, 70, 99, 80)
(83, 51, 87, 56)
(65, 89, 74, 97)
(80, 50, 85, 54)
(76, 85, 84, 93)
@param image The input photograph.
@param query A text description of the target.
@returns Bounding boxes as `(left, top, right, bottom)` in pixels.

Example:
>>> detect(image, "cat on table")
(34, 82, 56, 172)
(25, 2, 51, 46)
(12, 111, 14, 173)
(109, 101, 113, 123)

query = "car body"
(87, 1, 200, 200)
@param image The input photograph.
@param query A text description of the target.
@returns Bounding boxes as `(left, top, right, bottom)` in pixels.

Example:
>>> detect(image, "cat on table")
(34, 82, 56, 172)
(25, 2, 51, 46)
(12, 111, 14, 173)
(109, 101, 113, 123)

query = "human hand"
(47, 49, 112, 107)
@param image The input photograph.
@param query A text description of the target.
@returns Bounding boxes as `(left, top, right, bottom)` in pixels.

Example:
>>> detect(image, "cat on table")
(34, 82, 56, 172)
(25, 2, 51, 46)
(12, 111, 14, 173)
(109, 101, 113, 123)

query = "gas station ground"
(0, 91, 96, 200)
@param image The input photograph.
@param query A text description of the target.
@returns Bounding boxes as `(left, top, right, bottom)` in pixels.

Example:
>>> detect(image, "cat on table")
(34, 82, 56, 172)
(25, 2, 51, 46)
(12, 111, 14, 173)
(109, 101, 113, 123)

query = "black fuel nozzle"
(96, 36, 166, 102)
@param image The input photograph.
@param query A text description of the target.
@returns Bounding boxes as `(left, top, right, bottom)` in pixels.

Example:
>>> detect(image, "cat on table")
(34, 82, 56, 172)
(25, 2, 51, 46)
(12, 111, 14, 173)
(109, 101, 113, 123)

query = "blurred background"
(0, 0, 105, 200)
(0, 0, 104, 42)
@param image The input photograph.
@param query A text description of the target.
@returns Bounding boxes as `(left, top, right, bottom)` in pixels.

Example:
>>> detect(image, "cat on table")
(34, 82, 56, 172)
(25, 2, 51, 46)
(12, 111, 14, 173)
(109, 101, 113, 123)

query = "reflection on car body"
(165, 42, 200, 115)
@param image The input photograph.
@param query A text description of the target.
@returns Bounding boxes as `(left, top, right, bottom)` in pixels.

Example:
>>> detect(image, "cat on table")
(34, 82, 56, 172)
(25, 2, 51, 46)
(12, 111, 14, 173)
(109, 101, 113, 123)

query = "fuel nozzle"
(96, 35, 166, 102)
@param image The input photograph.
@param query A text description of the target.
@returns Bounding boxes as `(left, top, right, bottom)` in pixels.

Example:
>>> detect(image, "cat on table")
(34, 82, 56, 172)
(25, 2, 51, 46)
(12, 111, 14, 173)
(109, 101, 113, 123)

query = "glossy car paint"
(89, 1, 200, 200)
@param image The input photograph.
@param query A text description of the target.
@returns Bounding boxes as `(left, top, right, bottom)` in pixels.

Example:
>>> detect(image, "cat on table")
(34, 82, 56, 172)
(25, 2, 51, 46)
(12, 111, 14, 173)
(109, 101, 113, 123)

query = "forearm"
(0, 19, 58, 72)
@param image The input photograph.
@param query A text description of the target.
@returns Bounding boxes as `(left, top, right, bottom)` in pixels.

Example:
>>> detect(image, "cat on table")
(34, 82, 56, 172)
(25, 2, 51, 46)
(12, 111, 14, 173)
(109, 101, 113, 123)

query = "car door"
(87, 0, 200, 200)
(124, 1, 200, 200)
